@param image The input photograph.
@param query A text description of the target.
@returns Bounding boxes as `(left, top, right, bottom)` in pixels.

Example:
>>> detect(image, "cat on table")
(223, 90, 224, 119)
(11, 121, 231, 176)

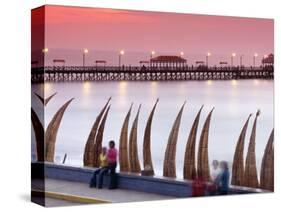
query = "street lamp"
(119, 50, 125, 67)
(231, 53, 236, 67)
(150, 51, 156, 68)
(83, 48, 88, 67)
(240, 54, 244, 67)
(150, 50, 156, 60)
(262, 54, 268, 68)
(253, 53, 258, 67)
(206, 52, 211, 67)
(41, 48, 49, 67)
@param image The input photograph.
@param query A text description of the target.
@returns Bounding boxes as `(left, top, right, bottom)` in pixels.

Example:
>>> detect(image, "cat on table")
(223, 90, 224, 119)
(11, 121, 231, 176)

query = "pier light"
(83, 48, 88, 67)
(42, 48, 49, 53)
(253, 53, 258, 67)
(263, 54, 268, 59)
(119, 50, 125, 67)
(180, 51, 184, 57)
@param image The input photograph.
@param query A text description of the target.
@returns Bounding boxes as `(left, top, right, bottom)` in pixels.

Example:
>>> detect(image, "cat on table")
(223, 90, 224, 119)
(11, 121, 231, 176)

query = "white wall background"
(0, 0, 279, 211)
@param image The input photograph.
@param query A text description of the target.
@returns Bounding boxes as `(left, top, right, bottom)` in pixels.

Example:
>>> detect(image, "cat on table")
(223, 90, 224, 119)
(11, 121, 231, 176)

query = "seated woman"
(89, 147, 109, 189)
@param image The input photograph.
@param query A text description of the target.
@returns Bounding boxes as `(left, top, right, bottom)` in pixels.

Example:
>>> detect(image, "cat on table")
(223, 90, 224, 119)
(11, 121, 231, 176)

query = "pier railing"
(31, 65, 274, 82)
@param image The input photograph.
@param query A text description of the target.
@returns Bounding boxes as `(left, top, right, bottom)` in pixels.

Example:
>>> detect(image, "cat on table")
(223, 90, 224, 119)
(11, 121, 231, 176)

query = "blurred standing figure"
(107, 140, 118, 189)
(216, 161, 230, 195)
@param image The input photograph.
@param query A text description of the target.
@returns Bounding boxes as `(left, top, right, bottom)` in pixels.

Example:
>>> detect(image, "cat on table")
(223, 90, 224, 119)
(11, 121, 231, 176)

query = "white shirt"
(211, 167, 221, 181)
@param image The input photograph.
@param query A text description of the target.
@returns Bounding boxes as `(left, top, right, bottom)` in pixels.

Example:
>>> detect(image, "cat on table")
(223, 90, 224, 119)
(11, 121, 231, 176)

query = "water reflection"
(118, 81, 128, 107)
(206, 80, 213, 86)
(254, 80, 260, 86)
(231, 80, 238, 86)
(44, 82, 52, 93)
(82, 81, 91, 95)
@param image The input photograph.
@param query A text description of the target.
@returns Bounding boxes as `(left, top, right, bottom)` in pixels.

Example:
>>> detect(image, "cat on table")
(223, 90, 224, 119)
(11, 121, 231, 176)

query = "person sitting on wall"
(107, 140, 118, 189)
(191, 172, 206, 197)
(89, 147, 109, 189)
(215, 161, 230, 195)
(208, 160, 220, 195)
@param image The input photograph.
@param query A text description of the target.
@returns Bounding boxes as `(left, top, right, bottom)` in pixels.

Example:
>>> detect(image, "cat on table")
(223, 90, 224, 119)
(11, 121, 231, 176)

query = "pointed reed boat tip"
(156, 98, 159, 102)
(138, 104, 142, 111)
(256, 109, 261, 116)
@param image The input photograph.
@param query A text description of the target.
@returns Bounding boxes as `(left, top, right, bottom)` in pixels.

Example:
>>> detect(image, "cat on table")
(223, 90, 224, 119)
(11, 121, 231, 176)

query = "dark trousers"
(90, 167, 108, 188)
(108, 162, 117, 189)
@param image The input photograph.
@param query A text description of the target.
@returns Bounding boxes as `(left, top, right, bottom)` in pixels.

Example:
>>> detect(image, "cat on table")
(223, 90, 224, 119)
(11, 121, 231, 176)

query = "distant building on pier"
(150, 55, 187, 68)
(262, 53, 274, 66)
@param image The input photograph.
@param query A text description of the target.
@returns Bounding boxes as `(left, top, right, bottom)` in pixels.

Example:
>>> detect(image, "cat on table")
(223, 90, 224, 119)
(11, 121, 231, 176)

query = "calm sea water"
(31, 80, 273, 179)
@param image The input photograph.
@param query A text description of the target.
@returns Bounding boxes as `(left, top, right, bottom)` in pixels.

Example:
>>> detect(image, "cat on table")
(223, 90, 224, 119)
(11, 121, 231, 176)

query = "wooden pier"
(31, 66, 274, 83)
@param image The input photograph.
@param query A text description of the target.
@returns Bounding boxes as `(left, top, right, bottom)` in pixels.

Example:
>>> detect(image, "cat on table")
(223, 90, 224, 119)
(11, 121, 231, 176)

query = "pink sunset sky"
(34, 5, 274, 66)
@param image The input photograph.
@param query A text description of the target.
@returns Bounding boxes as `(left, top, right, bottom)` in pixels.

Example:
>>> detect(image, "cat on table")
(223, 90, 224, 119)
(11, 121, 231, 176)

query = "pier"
(31, 66, 274, 83)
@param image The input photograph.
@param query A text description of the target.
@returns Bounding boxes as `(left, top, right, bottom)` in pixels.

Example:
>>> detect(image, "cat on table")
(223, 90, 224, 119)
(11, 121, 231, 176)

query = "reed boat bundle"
(129, 105, 142, 173)
(231, 114, 252, 186)
(197, 108, 214, 181)
(183, 105, 203, 180)
(260, 129, 274, 191)
(35, 92, 57, 106)
(32, 92, 57, 161)
(83, 97, 111, 167)
(32, 92, 73, 162)
(93, 105, 111, 167)
(163, 102, 186, 178)
(244, 110, 260, 188)
(119, 103, 133, 172)
(45, 98, 74, 162)
(143, 99, 159, 175)
(31, 108, 44, 161)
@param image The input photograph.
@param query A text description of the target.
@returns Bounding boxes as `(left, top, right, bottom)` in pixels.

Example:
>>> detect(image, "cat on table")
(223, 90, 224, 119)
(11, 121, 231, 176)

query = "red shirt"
(107, 148, 118, 163)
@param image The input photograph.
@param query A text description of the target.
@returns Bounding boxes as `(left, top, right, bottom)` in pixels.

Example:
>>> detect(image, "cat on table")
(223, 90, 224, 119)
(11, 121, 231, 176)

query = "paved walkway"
(32, 178, 174, 205)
